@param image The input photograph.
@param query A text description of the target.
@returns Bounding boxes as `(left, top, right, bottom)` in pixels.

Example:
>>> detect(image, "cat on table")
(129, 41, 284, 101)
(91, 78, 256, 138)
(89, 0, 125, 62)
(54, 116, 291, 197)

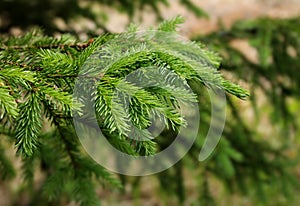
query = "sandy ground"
(105, 0, 300, 37)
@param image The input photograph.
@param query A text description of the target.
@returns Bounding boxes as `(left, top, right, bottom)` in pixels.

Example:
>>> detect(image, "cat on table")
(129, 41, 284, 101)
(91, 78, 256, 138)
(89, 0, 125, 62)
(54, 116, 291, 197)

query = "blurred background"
(1, 0, 300, 205)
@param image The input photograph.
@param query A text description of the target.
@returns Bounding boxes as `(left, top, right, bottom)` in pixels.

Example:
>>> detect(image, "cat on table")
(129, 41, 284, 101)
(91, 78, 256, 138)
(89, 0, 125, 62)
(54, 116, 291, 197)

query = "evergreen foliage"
(0, 18, 248, 205)
(2, 0, 299, 204)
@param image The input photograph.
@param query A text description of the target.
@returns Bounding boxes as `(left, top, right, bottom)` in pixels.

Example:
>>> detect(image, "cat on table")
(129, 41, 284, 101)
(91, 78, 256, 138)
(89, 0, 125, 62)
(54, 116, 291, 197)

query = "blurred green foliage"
(192, 17, 300, 205)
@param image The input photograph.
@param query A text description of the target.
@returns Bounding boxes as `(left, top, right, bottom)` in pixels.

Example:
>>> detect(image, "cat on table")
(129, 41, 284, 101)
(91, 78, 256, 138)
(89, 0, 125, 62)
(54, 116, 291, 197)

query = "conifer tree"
(2, 1, 299, 205)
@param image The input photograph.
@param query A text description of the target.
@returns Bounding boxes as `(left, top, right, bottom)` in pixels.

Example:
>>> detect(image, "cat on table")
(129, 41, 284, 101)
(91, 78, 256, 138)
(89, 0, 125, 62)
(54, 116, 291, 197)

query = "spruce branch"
(0, 17, 251, 205)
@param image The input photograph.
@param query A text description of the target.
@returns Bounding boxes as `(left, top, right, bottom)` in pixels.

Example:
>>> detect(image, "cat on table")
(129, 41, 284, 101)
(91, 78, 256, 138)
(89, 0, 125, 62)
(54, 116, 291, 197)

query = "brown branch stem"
(0, 39, 94, 51)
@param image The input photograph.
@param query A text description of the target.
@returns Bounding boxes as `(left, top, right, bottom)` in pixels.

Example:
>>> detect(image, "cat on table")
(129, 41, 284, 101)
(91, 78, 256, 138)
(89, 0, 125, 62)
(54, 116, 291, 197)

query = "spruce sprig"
(0, 18, 248, 205)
